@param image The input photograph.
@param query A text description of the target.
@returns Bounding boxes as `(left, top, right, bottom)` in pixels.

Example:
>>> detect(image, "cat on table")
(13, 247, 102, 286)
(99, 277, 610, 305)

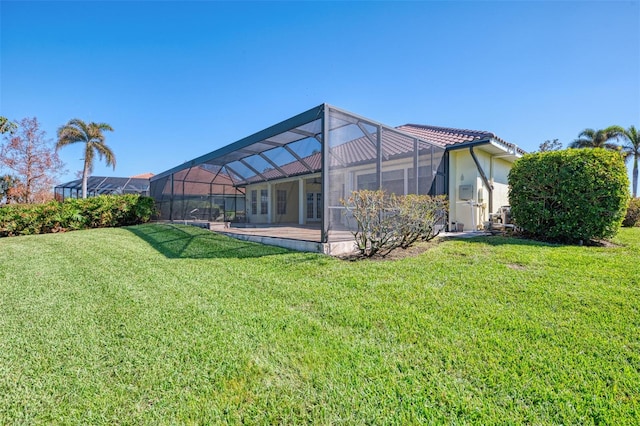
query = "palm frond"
(572, 126, 626, 150)
(56, 124, 86, 150)
(604, 125, 625, 137)
(94, 142, 116, 169)
(603, 142, 623, 152)
(569, 138, 592, 148)
(577, 128, 596, 139)
(93, 122, 114, 132)
(622, 125, 640, 151)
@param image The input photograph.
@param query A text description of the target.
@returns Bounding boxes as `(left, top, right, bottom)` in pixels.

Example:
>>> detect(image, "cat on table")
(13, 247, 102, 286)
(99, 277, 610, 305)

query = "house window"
(408, 166, 430, 194)
(382, 169, 405, 195)
(251, 190, 257, 215)
(356, 170, 405, 194)
(356, 172, 378, 190)
(260, 189, 268, 215)
(277, 190, 287, 215)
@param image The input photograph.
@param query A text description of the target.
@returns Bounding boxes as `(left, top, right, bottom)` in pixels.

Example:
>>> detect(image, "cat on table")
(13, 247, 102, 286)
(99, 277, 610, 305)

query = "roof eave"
(444, 138, 492, 151)
(445, 137, 525, 159)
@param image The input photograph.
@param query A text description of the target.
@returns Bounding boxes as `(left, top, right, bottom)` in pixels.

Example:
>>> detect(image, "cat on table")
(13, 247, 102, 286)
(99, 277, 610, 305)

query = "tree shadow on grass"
(442, 234, 563, 248)
(126, 223, 292, 259)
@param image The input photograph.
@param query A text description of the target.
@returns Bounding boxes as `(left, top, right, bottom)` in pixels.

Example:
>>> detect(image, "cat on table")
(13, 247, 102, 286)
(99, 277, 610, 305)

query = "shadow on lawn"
(442, 234, 563, 248)
(126, 223, 291, 259)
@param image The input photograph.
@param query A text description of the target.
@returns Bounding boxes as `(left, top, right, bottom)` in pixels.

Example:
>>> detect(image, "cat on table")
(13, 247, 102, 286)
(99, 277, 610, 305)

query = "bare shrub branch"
(341, 190, 448, 257)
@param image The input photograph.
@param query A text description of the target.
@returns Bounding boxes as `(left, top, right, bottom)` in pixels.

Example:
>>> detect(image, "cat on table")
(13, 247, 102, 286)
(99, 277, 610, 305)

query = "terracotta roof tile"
(396, 124, 496, 145)
(131, 172, 154, 179)
(397, 124, 525, 156)
(232, 124, 523, 186)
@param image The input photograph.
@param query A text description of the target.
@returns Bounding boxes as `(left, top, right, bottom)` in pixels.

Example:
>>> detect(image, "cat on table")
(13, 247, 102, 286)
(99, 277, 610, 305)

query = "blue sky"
(1, 1, 639, 186)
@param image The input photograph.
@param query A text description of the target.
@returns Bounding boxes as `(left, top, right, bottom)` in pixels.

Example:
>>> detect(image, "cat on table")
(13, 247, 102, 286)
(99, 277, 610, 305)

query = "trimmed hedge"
(623, 198, 640, 227)
(508, 149, 630, 243)
(0, 194, 156, 237)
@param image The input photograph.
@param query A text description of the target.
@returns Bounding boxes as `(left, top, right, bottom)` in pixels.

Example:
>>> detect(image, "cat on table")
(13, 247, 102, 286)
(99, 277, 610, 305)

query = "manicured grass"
(1, 223, 638, 424)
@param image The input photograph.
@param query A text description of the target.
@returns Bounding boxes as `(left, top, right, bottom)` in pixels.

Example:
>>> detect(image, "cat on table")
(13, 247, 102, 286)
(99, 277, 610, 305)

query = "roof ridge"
(399, 123, 496, 137)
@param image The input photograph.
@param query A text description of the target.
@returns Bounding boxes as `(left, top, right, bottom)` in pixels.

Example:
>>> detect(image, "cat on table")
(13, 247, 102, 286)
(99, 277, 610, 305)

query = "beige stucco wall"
(448, 149, 515, 231)
(243, 148, 516, 230)
(245, 175, 321, 224)
(492, 157, 512, 211)
(245, 183, 269, 224)
(273, 181, 300, 223)
(449, 150, 479, 231)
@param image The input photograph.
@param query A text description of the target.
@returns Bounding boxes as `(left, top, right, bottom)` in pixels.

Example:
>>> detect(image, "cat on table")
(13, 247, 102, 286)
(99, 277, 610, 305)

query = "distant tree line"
(0, 116, 116, 204)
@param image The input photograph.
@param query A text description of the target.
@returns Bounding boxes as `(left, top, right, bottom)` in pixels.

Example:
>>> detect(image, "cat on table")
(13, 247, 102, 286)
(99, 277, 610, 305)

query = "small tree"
(509, 149, 629, 243)
(0, 118, 65, 204)
(537, 139, 562, 152)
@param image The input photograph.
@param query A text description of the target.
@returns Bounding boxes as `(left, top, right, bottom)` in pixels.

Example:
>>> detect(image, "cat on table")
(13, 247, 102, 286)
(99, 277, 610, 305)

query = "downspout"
(469, 146, 493, 214)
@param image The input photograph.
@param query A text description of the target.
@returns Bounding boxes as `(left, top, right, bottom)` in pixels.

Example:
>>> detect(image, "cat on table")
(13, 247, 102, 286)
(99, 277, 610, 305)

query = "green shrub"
(0, 194, 156, 237)
(508, 149, 630, 243)
(623, 198, 640, 227)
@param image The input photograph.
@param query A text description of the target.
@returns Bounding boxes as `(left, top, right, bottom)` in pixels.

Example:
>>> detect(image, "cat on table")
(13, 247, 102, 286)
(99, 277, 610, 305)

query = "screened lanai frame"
(54, 176, 150, 201)
(150, 104, 447, 243)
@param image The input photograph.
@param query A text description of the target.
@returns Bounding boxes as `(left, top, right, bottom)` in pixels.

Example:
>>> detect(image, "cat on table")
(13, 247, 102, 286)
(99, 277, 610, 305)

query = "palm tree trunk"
(82, 158, 89, 199)
(633, 154, 638, 198)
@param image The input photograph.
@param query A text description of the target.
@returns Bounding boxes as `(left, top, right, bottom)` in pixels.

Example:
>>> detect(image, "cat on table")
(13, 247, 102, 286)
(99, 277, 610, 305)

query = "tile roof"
(207, 124, 523, 187)
(329, 131, 440, 166)
(396, 124, 502, 146)
(244, 152, 322, 184)
(131, 172, 154, 179)
(168, 165, 243, 195)
(397, 124, 526, 156)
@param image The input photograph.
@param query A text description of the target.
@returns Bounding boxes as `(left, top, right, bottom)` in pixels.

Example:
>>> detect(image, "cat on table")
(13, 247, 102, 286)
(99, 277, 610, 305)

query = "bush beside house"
(0, 194, 155, 237)
(341, 190, 448, 257)
(508, 149, 629, 243)
(623, 198, 640, 227)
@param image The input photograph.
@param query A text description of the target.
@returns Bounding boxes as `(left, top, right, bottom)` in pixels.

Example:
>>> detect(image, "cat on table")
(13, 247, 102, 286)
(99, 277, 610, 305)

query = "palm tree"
(620, 125, 640, 198)
(569, 126, 625, 151)
(56, 119, 115, 198)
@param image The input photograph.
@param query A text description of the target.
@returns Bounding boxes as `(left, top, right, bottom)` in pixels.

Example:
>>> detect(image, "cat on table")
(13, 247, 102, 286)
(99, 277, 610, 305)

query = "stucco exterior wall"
(448, 149, 515, 231)
(273, 181, 300, 223)
(245, 176, 321, 224)
(449, 150, 479, 231)
(492, 157, 512, 211)
(245, 183, 269, 224)
(243, 147, 516, 230)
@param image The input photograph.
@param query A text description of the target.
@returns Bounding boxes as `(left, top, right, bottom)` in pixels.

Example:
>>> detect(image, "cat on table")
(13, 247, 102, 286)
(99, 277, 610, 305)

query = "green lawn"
(1, 224, 638, 424)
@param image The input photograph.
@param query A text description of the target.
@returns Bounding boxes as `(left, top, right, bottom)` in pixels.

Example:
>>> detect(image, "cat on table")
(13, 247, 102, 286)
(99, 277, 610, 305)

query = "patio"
(179, 221, 357, 254)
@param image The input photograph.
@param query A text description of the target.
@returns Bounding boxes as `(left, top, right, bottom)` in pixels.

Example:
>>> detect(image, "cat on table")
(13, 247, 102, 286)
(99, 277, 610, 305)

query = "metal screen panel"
(55, 176, 151, 200)
(149, 165, 245, 222)
(325, 106, 447, 243)
(149, 105, 447, 245)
